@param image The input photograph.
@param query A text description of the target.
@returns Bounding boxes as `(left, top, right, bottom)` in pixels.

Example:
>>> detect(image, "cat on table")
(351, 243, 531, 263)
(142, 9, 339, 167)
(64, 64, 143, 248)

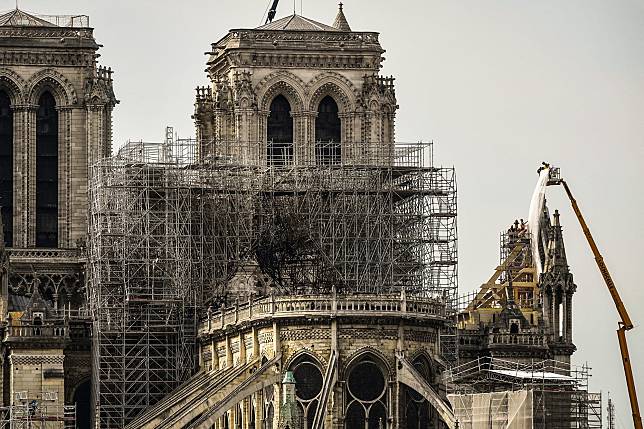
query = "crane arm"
(560, 180, 633, 328)
(557, 178, 642, 429)
(266, 0, 280, 24)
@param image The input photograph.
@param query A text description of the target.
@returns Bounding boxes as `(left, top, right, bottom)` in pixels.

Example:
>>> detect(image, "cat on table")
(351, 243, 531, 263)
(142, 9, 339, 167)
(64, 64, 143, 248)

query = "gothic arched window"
(267, 95, 293, 166)
(315, 96, 341, 165)
(345, 356, 388, 429)
(290, 354, 323, 429)
(404, 356, 435, 429)
(36, 91, 58, 248)
(0, 90, 12, 247)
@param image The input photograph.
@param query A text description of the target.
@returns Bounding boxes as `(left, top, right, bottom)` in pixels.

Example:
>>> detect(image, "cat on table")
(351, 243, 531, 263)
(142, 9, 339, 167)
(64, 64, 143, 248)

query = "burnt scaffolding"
(88, 137, 457, 427)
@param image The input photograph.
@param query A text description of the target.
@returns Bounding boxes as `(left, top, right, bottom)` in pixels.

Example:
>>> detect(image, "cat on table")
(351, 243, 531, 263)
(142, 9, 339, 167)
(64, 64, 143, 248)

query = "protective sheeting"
(528, 168, 550, 276)
(448, 390, 534, 429)
(489, 369, 573, 381)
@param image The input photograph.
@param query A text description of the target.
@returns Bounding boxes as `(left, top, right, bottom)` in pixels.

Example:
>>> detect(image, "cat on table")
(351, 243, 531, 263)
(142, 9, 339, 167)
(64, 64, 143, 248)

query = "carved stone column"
(542, 289, 551, 336)
(57, 106, 73, 248)
(255, 389, 264, 429)
(552, 290, 560, 340)
(22, 104, 37, 247)
(11, 104, 36, 247)
(561, 289, 568, 342)
(565, 292, 573, 342)
(292, 111, 307, 165)
(212, 339, 219, 371)
(259, 111, 269, 166)
(85, 103, 106, 169)
(338, 112, 351, 165)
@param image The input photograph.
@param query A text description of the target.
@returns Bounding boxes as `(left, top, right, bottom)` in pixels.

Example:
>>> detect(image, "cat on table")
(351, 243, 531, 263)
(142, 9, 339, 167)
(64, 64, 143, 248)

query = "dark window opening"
(36, 92, 58, 248)
(73, 380, 91, 429)
(345, 402, 365, 429)
(348, 360, 386, 402)
(0, 90, 12, 247)
(292, 358, 323, 401)
(265, 403, 274, 429)
(267, 95, 293, 166)
(368, 401, 387, 429)
(510, 322, 520, 334)
(405, 398, 430, 429)
(315, 96, 341, 165)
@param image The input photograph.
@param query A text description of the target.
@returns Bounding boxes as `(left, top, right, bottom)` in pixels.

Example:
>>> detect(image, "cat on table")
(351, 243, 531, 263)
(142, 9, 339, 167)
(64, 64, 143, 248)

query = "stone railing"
(6, 324, 68, 339)
(200, 294, 446, 335)
(7, 248, 83, 261)
(488, 333, 546, 347)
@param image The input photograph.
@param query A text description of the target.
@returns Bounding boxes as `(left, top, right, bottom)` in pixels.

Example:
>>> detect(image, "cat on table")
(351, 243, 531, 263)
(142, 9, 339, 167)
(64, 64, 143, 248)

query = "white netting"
(448, 390, 534, 429)
(528, 168, 550, 276)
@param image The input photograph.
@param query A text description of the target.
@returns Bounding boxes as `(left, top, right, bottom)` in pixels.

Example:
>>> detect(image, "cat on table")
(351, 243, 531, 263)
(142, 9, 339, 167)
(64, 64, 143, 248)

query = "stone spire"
(278, 371, 303, 429)
(333, 2, 352, 32)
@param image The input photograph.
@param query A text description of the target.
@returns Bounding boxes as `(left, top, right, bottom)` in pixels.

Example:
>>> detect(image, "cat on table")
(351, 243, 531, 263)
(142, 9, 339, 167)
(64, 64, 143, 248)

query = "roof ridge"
(0, 8, 57, 27)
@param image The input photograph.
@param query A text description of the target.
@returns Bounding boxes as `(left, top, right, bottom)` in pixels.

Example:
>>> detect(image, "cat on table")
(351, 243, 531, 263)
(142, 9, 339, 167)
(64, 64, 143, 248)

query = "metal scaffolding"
(445, 357, 602, 429)
(0, 404, 76, 429)
(88, 137, 457, 426)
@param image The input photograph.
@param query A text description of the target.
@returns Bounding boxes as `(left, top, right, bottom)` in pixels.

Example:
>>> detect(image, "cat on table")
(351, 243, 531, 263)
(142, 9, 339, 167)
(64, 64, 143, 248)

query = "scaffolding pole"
(89, 139, 458, 426)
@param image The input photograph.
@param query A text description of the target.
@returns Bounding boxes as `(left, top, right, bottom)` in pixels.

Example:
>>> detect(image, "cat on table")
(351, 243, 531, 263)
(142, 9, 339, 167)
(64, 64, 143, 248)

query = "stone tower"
(126, 5, 458, 429)
(0, 8, 116, 427)
(193, 5, 397, 167)
(457, 204, 577, 366)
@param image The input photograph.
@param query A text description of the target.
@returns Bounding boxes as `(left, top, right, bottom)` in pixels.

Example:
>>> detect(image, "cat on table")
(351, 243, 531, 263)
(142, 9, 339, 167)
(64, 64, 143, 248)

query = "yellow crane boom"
(551, 176, 642, 429)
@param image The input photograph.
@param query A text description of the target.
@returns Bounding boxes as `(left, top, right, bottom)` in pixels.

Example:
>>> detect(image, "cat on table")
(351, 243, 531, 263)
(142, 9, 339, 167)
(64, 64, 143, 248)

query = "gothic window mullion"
(0, 90, 12, 247)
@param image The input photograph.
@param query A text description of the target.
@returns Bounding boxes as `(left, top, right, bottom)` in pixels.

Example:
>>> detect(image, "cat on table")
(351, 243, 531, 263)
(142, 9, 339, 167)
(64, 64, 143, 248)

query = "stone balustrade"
(488, 332, 546, 347)
(6, 248, 83, 261)
(200, 293, 446, 335)
(6, 324, 68, 339)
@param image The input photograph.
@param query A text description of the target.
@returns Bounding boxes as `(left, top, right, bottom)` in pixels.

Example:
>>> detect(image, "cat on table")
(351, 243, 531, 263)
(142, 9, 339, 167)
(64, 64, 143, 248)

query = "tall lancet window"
(315, 96, 341, 165)
(0, 90, 12, 247)
(36, 92, 58, 248)
(267, 95, 293, 166)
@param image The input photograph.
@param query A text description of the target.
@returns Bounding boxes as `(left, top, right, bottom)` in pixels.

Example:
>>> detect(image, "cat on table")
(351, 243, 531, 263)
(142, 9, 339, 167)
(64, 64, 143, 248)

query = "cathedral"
(0, 4, 595, 429)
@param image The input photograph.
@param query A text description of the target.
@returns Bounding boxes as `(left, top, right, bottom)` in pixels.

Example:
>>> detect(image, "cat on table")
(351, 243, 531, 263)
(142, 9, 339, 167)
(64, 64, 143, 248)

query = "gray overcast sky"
(15, 0, 644, 425)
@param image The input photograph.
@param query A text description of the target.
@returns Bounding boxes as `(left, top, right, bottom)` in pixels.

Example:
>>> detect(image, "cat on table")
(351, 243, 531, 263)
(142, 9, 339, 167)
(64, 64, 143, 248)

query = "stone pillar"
(552, 291, 560, 340)
(252, 327, 260, 360)
(255, 389, 264, 429)
(292, 111, 307, 166)
(228, 409, 234, 429)
(242, 397, 251, 429)
(86, 103, 106, 169)
(239, 333, 247, 365)
(212, 339, 219, 372)
(542, 290, 551, 335)
(57, 106, 73, 248)
(565, 292, 573, 343)
(11, 105, 33, 247)
(12, 105, 37, 247)
(561, 290, 568, 342)
(259, 112, 269, 166)
(226, 335, 233, 368)
(272, 322, 280, 359)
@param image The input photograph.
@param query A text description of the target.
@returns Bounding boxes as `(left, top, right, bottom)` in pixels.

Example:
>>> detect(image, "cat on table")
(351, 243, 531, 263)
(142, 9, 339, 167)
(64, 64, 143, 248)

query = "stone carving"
(24, 68, 78, 105)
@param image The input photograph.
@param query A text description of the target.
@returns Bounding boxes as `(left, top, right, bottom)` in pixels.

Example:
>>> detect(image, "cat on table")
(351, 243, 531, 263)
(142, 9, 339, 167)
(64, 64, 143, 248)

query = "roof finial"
(333, 1, 351, 31)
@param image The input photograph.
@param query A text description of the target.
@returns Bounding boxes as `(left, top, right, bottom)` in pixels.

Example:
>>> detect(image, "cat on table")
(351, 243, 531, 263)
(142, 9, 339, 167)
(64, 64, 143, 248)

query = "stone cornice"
(211, 52, 381, 72)
(10, 354, 65, 366)
(0, 49, 95, 67)
(0, 27, 95, 40)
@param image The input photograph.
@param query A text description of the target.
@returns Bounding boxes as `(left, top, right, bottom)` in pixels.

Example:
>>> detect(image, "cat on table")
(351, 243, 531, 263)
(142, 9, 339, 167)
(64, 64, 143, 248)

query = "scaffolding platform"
(88, 138, 458, 426)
